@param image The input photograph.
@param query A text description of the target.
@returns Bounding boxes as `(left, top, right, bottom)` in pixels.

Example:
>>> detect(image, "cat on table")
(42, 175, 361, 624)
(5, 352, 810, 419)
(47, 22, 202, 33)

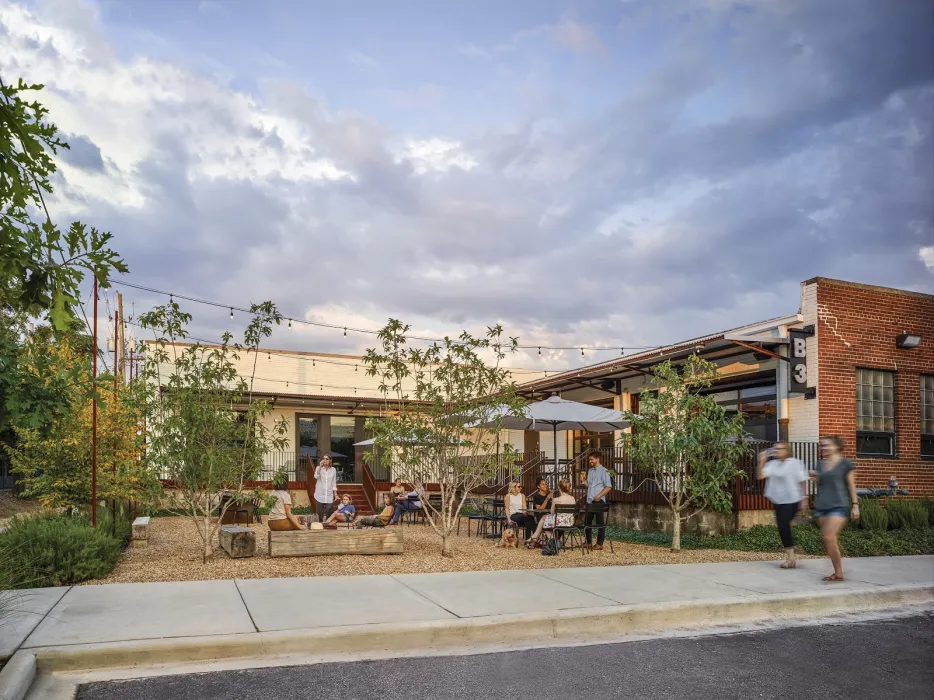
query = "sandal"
(822, 574, 844, 582)
(780, 561, 796, 569)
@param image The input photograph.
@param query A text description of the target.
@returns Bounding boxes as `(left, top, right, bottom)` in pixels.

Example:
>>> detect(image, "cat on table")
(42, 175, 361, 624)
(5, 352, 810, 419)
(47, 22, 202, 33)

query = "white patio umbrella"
(475, 393, 629, 470)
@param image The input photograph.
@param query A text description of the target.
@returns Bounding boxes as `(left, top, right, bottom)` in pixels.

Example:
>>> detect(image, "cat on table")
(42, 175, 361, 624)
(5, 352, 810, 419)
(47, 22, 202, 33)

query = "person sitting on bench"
(325, 495, 357, 526)
(389, 484, 423, 524)
(267, 471, 307, 531)
(356, 494, 395, 528)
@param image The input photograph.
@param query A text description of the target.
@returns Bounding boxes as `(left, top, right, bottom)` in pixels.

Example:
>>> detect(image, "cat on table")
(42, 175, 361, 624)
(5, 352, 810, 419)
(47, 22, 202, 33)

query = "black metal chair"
(582, 502, 613, 553)
(553, 504, 587, 555)
(460, 497, 490, 536)
(484, 499, 507, 538)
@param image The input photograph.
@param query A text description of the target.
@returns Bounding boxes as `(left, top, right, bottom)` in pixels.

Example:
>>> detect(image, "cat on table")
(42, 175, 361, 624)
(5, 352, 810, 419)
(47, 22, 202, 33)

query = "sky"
(1, 0, 932, 372)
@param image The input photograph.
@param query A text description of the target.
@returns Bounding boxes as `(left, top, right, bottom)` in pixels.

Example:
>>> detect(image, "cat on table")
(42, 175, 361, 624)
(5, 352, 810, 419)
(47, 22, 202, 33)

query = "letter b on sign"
(793, 337, 806, 358)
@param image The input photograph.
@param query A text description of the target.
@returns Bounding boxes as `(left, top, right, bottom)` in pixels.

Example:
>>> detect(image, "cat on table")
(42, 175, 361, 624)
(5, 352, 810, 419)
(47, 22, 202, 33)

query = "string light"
(538, 347, 541, 356)
(581, 348, 585, 357)
(114, 280, 661, 355)
(620, 348, 625, 356)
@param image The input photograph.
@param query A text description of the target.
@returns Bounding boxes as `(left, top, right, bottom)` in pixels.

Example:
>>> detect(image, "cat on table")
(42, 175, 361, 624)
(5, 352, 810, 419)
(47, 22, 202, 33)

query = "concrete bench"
(131, 516, 151, 548)
(268, 529, 403, 557)
(220, 525, 256, 558)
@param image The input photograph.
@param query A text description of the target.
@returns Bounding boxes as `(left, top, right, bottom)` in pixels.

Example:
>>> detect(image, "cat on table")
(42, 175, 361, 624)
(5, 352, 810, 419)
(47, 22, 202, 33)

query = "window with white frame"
(856, 368, 895, 456)
(922, 375, 934, 459)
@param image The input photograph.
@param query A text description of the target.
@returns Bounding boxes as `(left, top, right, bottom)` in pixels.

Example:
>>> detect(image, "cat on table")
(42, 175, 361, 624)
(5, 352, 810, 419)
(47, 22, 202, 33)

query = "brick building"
(517, 277, 934, 496)
(809, 278, 933, 494)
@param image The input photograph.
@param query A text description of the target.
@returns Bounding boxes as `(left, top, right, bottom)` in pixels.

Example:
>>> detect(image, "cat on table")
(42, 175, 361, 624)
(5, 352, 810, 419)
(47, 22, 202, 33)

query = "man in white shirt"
(313, 455, 339, 523)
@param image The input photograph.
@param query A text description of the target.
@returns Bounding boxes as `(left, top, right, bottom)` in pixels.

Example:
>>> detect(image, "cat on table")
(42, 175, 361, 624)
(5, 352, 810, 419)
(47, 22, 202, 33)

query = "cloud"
(1, 0, 931, 373)
(343, 50, 379, 71)
(59, 133, 104, 171)
(921, 247, 934, 272)
(458, 17, 607, 59)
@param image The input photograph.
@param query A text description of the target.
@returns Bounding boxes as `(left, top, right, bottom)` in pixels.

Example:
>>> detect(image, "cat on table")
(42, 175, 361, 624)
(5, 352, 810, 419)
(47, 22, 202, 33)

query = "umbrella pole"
(553, 424, 558, 479)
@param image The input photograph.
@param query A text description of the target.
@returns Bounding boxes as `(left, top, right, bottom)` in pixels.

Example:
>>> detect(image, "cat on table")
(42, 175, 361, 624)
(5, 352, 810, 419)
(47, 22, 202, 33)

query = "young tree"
(363, 319, 526, 558)
(1, 76, 126, 448)
(7, 326, 160, 512)
(621, 355, 750, 551)
(139, 300, 288, 562)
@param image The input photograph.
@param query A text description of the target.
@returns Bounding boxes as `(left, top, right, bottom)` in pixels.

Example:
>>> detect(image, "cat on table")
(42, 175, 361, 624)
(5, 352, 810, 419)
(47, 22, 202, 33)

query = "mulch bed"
(86, 516, 797, 584)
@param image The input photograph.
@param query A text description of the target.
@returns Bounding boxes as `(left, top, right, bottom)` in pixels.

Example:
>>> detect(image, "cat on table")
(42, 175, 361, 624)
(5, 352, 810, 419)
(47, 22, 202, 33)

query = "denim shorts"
(813, 507, 850, 519)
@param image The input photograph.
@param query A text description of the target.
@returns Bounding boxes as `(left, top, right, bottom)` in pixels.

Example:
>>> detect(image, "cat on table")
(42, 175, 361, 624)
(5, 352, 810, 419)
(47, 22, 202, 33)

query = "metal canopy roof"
(518, 312, 801, 398)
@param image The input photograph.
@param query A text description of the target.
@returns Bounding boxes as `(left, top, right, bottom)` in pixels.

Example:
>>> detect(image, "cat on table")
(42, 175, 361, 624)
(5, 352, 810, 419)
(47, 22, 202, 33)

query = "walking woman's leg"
(775, 503, 795, 565)
(820, 515, 847, 578)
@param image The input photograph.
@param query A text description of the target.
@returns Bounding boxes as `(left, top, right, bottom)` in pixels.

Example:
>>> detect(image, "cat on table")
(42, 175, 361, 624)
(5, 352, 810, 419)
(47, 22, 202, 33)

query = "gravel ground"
(87, 516, 810, 584)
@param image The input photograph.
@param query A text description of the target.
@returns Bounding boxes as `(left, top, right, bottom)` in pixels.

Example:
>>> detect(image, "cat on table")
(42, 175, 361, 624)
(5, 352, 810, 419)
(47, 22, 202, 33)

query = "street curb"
(0, 650, 36, 700)
(27, 583, 934, 673)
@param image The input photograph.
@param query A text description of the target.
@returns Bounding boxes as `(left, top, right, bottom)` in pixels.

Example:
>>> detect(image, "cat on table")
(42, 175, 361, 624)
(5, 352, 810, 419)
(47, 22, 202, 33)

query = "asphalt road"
(77, 614, 934, 700)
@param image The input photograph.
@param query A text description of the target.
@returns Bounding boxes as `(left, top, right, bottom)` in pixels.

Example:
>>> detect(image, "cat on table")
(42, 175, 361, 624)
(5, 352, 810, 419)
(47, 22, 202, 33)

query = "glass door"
(330, 417, 356, 482)
(296, 416, 317, 481)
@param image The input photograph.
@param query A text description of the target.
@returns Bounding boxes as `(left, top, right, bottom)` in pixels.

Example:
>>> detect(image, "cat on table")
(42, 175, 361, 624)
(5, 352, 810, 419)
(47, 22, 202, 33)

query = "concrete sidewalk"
(2, 556, 932, 680)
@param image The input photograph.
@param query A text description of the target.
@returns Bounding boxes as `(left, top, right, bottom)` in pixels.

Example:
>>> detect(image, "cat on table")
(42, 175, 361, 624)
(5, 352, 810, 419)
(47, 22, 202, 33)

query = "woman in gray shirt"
(811, 435, 859, 582)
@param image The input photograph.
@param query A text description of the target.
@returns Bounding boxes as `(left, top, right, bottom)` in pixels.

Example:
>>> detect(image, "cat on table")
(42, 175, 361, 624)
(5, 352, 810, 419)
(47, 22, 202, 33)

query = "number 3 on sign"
(793, 363, 807, 384)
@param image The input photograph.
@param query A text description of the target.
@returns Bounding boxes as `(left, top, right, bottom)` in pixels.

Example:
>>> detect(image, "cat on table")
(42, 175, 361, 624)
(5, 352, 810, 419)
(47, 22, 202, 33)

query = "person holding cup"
(757, 442, 808, 569)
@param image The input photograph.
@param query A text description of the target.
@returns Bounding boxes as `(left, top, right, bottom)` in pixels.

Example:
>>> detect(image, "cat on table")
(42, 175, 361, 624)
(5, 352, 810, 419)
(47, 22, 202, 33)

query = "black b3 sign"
(788, 328, 809, 394)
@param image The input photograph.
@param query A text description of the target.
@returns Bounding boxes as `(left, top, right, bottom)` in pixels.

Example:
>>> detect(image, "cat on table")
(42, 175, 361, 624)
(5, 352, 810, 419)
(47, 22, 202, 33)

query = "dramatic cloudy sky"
(2, 0, 932, 371)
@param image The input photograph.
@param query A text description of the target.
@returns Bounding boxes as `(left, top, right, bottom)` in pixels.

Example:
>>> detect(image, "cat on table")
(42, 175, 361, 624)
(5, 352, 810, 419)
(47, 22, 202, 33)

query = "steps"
(336, 484, 372, 515)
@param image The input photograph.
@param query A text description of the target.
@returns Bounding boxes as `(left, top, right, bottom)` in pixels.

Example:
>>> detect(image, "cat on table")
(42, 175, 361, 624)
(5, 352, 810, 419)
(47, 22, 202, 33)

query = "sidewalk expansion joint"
(388, 574, 463, 619)
(234, 579, 260, 633)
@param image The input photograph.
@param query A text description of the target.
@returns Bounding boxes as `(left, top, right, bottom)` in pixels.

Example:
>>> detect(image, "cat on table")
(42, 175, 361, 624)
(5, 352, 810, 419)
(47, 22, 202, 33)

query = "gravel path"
(87, 516, 808, 584)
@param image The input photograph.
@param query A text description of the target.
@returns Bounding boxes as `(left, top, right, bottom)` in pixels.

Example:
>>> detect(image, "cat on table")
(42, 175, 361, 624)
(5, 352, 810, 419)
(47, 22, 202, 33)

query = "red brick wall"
(814, 279, 934, 495)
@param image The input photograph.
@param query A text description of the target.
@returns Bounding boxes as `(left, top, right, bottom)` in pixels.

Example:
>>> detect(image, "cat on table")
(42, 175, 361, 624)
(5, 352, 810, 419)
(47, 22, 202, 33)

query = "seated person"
(325, 495, 357, 526)
(356, 494, 395, 528)
(267, 471, 306, 531)
(389, 478, 406, 499)
(389, 484, 423, 524)
(527, 478, 575, 548)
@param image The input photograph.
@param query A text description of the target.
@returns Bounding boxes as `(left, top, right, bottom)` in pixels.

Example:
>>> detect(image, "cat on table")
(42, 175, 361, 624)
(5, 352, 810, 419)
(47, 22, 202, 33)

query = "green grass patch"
(606, 524, 934, 557)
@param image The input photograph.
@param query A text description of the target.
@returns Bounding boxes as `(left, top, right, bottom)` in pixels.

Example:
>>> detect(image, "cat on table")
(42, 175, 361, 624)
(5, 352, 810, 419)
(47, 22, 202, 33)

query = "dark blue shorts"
(814, 507, 849, 519)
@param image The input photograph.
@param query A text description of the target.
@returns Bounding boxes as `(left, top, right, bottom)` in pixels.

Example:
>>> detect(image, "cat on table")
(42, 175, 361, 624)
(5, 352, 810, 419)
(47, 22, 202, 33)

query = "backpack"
(541, 536, 562, 556)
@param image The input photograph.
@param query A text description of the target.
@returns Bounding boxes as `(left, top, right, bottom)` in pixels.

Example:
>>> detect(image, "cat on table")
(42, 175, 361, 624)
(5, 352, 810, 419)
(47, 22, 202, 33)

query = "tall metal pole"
(91, 277, 98, 527)
(113, 307, 119, 529)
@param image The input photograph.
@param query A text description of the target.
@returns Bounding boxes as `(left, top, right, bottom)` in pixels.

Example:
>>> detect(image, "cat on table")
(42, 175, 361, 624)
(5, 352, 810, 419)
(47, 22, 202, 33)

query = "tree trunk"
(202, 501, 213, 563)
(671, 511, 681, 552)
(441, 534, 454, 558)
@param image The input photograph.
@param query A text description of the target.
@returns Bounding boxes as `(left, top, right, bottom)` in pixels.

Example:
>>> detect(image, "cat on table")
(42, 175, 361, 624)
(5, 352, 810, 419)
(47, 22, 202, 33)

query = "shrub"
(605, 523, 934, 557)
(0, 515, 123, 589)
(918, 498, 934, 527)
(887, 500, 928, 530)
(857, 498, 889, 531)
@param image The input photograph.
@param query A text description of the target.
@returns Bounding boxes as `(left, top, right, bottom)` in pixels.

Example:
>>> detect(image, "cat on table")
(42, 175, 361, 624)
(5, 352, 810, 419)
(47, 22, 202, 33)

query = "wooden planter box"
(268, 529, 404, 557)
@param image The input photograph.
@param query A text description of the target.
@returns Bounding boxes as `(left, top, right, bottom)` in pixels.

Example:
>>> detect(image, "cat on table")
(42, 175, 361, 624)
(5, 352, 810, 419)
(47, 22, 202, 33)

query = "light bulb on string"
(581, 348, 585, 357)
(538, 347, 541, 356)
(288, 319, 292, 328)
(343, 327, 347, 337)
(620, 348, 625, 356)
(229, 308, 234, 320)
(312, 359, 315, 367)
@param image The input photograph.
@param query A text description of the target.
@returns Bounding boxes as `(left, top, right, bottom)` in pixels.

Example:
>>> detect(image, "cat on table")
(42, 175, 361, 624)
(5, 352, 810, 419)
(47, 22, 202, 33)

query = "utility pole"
(117, 292, 125, 383)
(92, 277, 98, 527)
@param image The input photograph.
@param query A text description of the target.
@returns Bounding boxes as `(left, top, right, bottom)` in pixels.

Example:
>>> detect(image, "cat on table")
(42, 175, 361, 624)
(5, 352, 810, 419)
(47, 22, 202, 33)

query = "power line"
(112, 279, 660, 355)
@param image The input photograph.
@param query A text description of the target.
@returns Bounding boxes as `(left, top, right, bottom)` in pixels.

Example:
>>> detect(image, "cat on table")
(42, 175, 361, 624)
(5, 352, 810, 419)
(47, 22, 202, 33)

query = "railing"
(733, 441, 820, 510)
(539, 442, 821, 511)
(361, 461, 379, 513)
